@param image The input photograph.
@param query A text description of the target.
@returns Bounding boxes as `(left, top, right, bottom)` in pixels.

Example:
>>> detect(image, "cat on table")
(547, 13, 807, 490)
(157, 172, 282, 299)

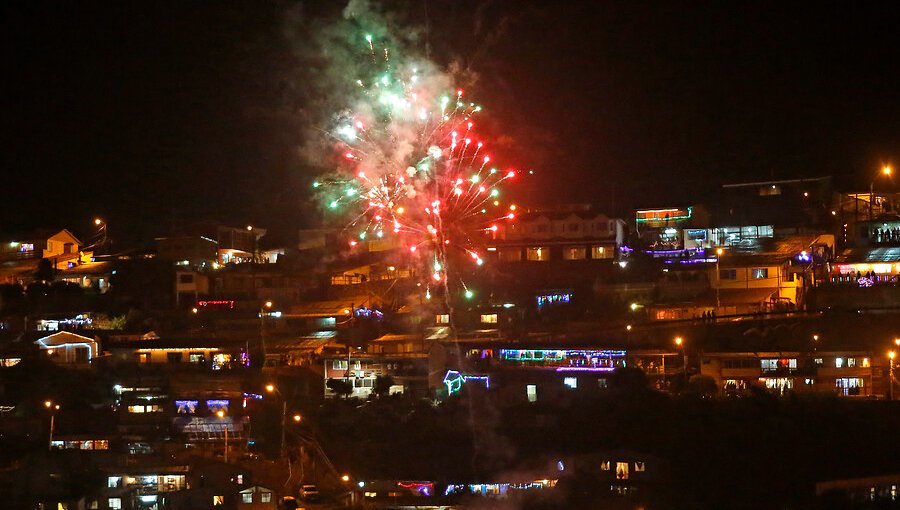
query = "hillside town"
(4, 175, 900, 509)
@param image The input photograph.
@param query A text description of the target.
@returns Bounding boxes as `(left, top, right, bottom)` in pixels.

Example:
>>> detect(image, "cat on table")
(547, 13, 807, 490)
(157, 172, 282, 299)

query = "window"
(616, 462, 629, 480)
(601, 461, 610, 471)
(179, 273, 194, 284)
(635, 461, 646, 472)
(835, 358, 844, 368)
(436, 314, 449, 324)
(137, 353, 151, 364)
(499, 248, 522, 262)
(261, 493, 272, 503)
(332, 360, 348, 370)
(480, 314, 498, 324)
(568, 223, 580, 232)
(836, 378, 864, 396)
(108, 498, 122, 510)
(536, 224, 550, 233)
(242, 493, 253, 504)
(108, 477, 122, 488)
(751, 268, 769, 279)
(167, 352, 183, 363)
(189, 352, 205, 364)
(862, 358, 871, 367)
(526, 247, 549, 261)
(847, 358, 857, 368)
(719, 269, 737, 280)
(805, 378, 815, 385)
(526, 384, 537, 402)
(591, 245, 613, 259)
(213, 495, 225, 506)
(563, 246, 586, 260)
(563, 377, 577, 389)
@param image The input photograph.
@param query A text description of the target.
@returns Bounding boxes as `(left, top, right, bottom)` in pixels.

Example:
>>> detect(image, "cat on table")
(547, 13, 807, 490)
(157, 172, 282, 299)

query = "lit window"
(261, 493, 272, 503)
(805, 378, 815, 385)
(526, 247, 549, 261)
(616, 462, 629, 480)
(563, 377, 577, 389)
(108, 477, 121, 488)
(847, 358, 857, 368)
(108, 498, 122, 510)
(563, 246, 586, 260)
(591, 245, 612, 259)
(601, 461, 610, 471)
(332, 360, 348, 370)
(213, 495, 225, 506)
(635, 461, 646, 472)
(835, 358, 844, 368)
(862, 358, 870, 367)
(526, 384, 537, 403)
(751, 268, 768, 279)
(480, 314, 498, 324)
(242, 493, 253, 504)
(436, 314, 449, 324)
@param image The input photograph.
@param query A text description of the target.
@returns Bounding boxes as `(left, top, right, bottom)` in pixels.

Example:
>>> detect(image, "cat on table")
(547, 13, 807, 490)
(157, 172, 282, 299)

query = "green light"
(381, 75, 390, 86)
(490, 168, 497, 174)
(312, 181, 320, 188)
(490, 189, 499, 197)
(376, 231, 384, 238)
(359, 232, 366, 240)
(329, 201, 338, 209)
(346, 188, 357, 197)
(365, 34, 373, 43)
(434, 261, 442, 272)
(471, 175, 480, 183)
(464, 289, 474, 299)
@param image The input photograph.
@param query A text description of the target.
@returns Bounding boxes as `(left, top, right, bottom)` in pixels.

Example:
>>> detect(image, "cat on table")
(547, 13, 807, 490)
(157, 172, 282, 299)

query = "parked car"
(300, 484, 320, 502)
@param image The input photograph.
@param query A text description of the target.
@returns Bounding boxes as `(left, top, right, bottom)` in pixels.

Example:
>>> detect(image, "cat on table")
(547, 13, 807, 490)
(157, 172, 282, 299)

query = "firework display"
(315, 33, 518, 299)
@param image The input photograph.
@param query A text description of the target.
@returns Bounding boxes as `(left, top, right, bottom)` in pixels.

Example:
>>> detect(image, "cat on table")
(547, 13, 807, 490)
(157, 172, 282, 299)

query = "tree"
(372, 375, 395, 398)
(686, 374, 718, 398)
(326, 378, 353, 399)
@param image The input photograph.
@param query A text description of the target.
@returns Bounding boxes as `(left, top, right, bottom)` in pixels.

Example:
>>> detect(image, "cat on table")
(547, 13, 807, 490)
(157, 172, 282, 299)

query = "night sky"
(4, 1, 900, 243)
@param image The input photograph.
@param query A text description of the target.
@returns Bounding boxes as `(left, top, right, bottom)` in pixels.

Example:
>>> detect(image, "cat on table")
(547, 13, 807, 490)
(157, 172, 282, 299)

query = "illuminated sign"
(197, 300, 235, 309)
(635, 207, 692, 223)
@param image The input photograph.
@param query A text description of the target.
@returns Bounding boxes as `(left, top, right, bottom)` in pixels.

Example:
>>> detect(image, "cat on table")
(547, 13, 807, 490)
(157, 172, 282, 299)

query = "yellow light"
(675, 337, 683, 346)
(890, 351, 896, 360)
(626, 325, 632, 331)
(342, 475, 350, 482)
(293, 414, 302, 422)
(265, 301, 273, 308)
(630, 303, 639, 311)
(191, 308, 198, 314)
(44, 400, 52, 408)
(94, 218, 103, 226)
(246, 225, 253, 231)
(396, 207, 404, 214)
(216, 410, 225, 418)
(265, 384, 275, 393)
(716, 248, 724, 256)
(883, 165, 892, 176)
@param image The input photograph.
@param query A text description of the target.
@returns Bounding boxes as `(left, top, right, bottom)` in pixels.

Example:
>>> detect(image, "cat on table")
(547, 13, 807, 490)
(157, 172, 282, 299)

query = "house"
(35, 331, 99, 365)
(237, 486, 277, 509)
(701, 351, 885, 397)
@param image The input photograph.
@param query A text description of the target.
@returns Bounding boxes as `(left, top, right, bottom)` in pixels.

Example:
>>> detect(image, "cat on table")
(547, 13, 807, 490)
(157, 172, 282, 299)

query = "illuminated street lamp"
(342, 475, 351, 483)
(889, 351, 896, 401)
(265, 384, 292, 459)
(715, 248, 724, 311)
(45, 400, 60, 450)
(216, 410, 229, 463)
(675, 337, 687, 386)
(870, 165, 893, 220)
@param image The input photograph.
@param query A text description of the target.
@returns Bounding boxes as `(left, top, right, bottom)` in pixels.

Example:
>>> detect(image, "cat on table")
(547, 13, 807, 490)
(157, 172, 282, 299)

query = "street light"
(889, 351, 896, 401)
(45, 401, 60, 450)
(266, 384, 290, 459)
(675, 337, 687, 386)
(715, 248, 724, 311)
(258, 301, 273, 366)
(216, 410, 229, 463)
(870, 165, 893, 220)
